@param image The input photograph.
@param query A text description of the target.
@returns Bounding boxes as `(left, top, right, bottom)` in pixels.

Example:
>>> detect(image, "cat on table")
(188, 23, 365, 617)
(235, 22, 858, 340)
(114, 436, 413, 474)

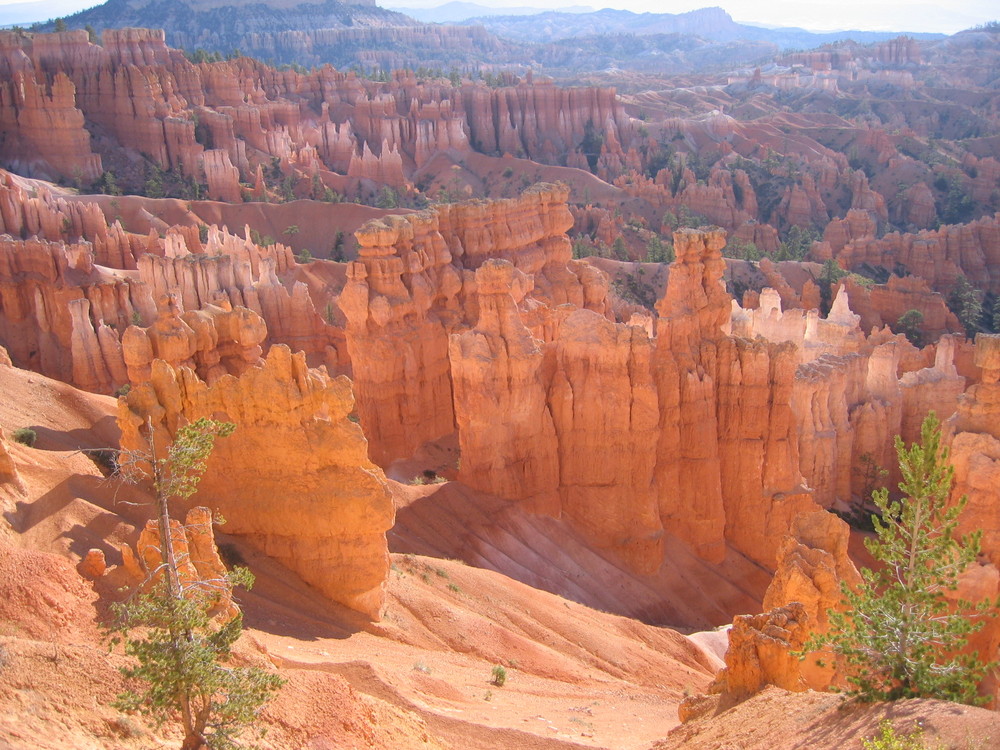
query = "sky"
(0, 0, 995, 35)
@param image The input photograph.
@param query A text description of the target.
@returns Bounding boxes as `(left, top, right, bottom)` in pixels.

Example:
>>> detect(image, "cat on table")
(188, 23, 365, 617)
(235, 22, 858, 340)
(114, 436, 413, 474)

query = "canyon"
(0, 22, 998, 750)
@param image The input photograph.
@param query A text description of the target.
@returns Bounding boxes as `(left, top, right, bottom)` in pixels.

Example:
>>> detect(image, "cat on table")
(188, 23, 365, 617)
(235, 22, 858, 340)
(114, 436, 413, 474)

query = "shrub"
(491, 665, 507, 687)
(87, 448, 119, 475)
(895, 309, 925, 347)
(862, 720, 926, 750)
(12, 428, 36, 447)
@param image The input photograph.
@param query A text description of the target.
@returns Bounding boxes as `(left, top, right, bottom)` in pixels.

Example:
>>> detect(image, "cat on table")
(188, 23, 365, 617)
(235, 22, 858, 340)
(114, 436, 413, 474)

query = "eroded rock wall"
(449, 226, 818, 572)
(341, 183, 606, 465)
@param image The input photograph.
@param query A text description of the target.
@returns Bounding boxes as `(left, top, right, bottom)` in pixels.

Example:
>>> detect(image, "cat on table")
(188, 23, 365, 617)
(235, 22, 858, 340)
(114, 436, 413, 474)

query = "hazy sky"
(0, 0, 995, 34)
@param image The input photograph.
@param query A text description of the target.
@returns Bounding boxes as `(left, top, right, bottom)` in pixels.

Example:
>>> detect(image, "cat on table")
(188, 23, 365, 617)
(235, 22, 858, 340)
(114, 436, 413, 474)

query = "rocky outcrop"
(761, 510, 861, 690)
(0, 169, 345, 393)
(117, 345, 395, 619)
(655, 229, 818, 566)
(0, 66, 102, 183)
(710, 602, 810, 702)
(843, 275, 962, 340)
(833, 214, 1000, 296)
(0, 233, 138, 393)
(730, 285, 865, 364)
(448, 227, 817, 572)
(203, 149, 242, 203)
(0, 31, 642, 196)
(733, 280, 963, 512)
(121, 293, 266, 384)
(449, 260, 559, 513)
(449, 257, 661, 571)
(900, 334, 965, 446)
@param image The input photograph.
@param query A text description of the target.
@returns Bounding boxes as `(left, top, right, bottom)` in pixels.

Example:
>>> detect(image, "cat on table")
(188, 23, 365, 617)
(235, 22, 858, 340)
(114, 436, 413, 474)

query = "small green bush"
(12, 428, 36, 447)
(491, 665, 507, 687)
(862, 720, 926, 750)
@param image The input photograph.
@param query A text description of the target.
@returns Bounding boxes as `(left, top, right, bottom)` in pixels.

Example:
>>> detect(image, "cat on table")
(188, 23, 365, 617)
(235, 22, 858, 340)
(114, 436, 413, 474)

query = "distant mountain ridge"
(44, 0, 413, 50)
(386, 2, 593, 23)
(460, 6, 946, 47)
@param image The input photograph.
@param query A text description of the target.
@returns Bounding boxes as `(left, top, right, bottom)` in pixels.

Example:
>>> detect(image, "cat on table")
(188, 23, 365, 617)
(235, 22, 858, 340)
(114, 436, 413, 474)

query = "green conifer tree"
(806, 413, 996, 704)
(948, 276, 983, 339)
(110, 418, 284, 749)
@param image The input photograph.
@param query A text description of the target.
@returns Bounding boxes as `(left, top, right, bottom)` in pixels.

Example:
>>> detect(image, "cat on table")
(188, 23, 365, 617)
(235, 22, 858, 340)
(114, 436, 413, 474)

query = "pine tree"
(110, 418, 284, 749)
(895, 309, 924, 347)
(948, 276, 983, 339)
(807, 413, 996, 704)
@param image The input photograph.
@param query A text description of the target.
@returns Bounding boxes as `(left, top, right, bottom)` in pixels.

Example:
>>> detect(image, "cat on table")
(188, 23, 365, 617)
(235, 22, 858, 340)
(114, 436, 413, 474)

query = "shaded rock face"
(117, 345, 395, 620)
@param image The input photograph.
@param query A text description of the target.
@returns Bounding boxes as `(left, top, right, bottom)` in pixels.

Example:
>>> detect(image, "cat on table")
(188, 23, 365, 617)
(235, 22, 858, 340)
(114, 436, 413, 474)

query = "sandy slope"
(389, 477, 772, 630)
(654, 686, 1000, 750)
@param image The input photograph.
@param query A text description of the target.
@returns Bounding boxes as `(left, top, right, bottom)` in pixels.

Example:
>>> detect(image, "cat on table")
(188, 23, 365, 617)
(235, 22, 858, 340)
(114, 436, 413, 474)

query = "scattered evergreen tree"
(805, 413, 997, 705)
(95, 170, 122, 196)
(895, 309, 925, 347)
(375, 186, 398, 209)
(723, 238, 761, 262)
(776, 224, 819, 261)
(818, 258, 849, 315)
(611, 236, 628, 261)
(948, 276, 983, 339)
(111, 418, 284, 749)
(645, 235, 674, 263)
(144, 165, 166, 199)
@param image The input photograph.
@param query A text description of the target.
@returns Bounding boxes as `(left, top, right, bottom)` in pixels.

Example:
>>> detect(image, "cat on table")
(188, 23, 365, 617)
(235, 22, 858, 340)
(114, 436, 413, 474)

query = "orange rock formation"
(341, 182, 607, 465)
(117, 345, 395, 619)
(709, 602, 810, 703)
(449, 226, 818, 571)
